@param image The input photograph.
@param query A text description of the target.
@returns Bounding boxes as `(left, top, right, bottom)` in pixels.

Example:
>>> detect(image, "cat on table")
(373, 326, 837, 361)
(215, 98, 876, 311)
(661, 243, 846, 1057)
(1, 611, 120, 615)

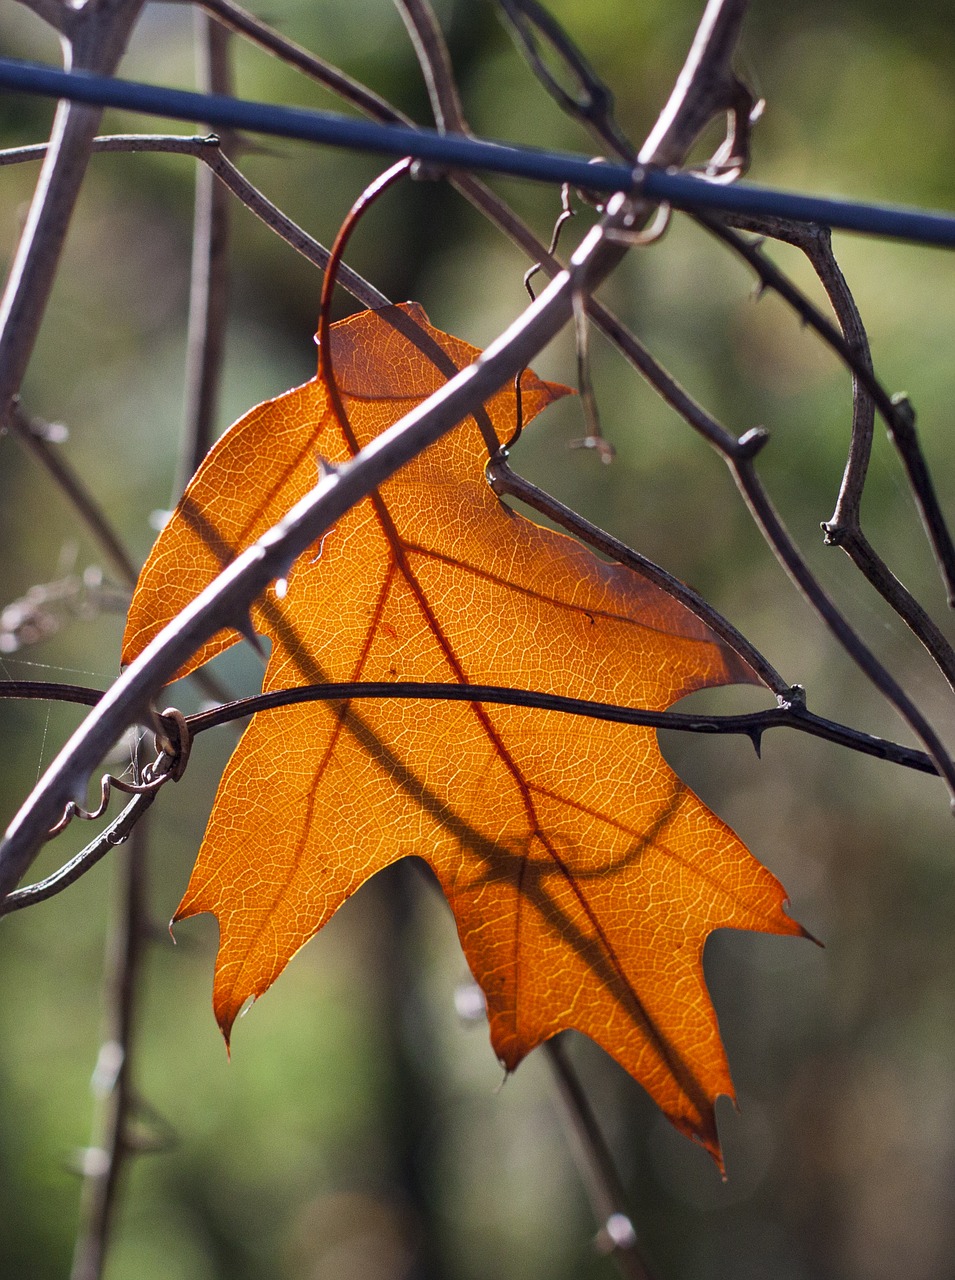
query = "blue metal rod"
(3, 56, 955, 248)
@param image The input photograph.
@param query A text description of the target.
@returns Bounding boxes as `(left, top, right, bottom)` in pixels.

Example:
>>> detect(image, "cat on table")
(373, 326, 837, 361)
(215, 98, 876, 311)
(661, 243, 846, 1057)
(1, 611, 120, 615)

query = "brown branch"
(0, 678, 938, 774)
(70, 808, 149, 1280)
(10, 404, 140, 588)
(0, 0, 145, 431)
(727, 215, 955, 692)
(699, 213, 955, 605)
(545, 1036, 656, 1280)
(190, 0, 405, 124)
(394, 0, 469, 135)
(0, 133, 388, 309)
(638, 0, 753, 168)
(496, 0, 636, 161)
(730, 452, 955, 799)
(176, 11, 234, 498)
(0, 673, 937, 913)
(7, 401, 233, 703)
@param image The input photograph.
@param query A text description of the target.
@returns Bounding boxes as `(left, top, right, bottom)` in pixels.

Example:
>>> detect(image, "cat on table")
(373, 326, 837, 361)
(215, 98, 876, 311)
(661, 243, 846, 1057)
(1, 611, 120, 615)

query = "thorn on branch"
(235, 611, 267, 657)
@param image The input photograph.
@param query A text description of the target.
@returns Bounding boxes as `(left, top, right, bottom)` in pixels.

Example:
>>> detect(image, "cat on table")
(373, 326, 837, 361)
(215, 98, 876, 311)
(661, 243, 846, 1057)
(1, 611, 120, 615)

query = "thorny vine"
(2, 0, 955, 1277)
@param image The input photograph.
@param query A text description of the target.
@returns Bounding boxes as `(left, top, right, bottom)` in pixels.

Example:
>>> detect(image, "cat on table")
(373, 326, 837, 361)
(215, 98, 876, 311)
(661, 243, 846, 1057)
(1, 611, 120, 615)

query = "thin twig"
(730, 454, 955, 799)
(191, 0, 404, 125)
(9, 404, 139, 588)
(496, 0, 636, 161)
(0, 671, 936, 912)
(0, 133, 388, 309)
(546, 1037, 656, 1280)
(394, 0, 469, 135)
(0, 0, 145, 430)
(729, 213, 955, 692)
(0, 678, 938, 774)
(7, 402, 233, 704)
(176, 11, 234, 497)
(638, 0, 752, 168)
(699, 213, 955, 604)
(189, 684, 938, 774)
(69, 791, 149, 1280)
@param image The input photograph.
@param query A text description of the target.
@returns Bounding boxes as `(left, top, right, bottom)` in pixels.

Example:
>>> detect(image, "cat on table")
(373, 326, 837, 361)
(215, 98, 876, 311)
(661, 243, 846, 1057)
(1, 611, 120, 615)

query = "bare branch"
(10, 404, 140, 588)
(187, 683, 937, 776)
(730, 453, 955, 800)
(546, 1036, 656, 1280)
(394, 0, 469, 135)
(0, 676, 938, 777)
(0, 0, 145, 430)
(176, 12, 234, 498)
(496, 0, 636, 161)
(0, 133, 388, 308)
(638, 0, 753, 167)
(70, 808, 150, 1280)
(700, 213, 955, 604)
(191, 0, 404, 125)
(0, 671, 936, 910)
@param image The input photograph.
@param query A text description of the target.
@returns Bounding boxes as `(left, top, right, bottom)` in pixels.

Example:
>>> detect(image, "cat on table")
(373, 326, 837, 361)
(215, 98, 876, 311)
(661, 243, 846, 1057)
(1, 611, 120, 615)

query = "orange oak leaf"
(123, 303, 804, 1161)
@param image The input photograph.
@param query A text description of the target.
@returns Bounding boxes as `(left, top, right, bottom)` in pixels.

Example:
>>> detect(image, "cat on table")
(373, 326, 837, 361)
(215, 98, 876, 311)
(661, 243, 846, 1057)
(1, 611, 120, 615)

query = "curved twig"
(699, 212, 955, 604)
(0, 792, 152, 911)
(10, 403, 140, 587)
(0, 133, 387, 309)
(0, 678, 937, 777)
(495, 0, 635, 162)
(729, 454, 955, 800)
(728, 215, 955, 692)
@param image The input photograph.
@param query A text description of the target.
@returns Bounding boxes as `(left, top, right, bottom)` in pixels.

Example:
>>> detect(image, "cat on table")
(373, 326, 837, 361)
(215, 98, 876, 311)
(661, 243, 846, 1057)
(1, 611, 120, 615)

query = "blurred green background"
(2, 1, 955, 1277)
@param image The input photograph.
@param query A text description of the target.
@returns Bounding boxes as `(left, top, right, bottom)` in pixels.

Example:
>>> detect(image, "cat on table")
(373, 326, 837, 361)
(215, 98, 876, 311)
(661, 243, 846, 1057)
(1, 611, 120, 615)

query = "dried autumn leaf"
(123, 303, 804, 1160)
